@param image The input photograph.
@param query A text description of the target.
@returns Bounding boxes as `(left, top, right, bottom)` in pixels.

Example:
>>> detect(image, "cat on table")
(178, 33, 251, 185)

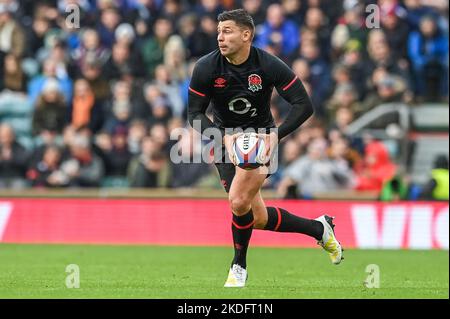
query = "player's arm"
(187, 61, 215, 136)
(187, 61, 238, 164)
(271, 57, 314, 141)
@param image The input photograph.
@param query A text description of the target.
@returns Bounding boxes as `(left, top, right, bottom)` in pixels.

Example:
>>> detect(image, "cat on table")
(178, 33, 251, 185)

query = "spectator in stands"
(1, 53, 27, 93)
(27, 144, 68, 187)
(408, 15, 448, 100)
(79, 58, 110, 102)
(420, 154, 449, 201)
(97, 5, 122, 49)
(71, 28, 110, 69)
(280, 138, 303, 170)
(339, 40, 366, 99)
(300, 27, 319, 48)
(177, 13, 200, 59)
(255, 3, 300, 58)
(277, 137, 354, 199)
(326, 83, 362, 119)
(153, 64, 184, 118)
(28, 58, 73, 106)
(32, 78, 68, 136)
(103, 23, 144, 81)
(330, 4, 367, 59)
(125, 0, 160, 31)
(361, 74, 407, 112)
(0, 123, 29, 188)
(160, 0, 184, 26)
(268, 138, 303, 194)
(103, 125, 132, 179)
(60, 133, 105, 187)
(181, 13, 217, 59)
(114, 22, 141, 54)
(281, 0, 304, 27)
(327, 134, 362, 171)
(331, 63, 351, 91)
(110, 79, 147, 121)
(149, 122, 170, 154)
(380, 174, 410, 201)
(297, 39, 332, 117)
(328, 106, 355, 137)
(55, 10, 82, 54)
(365, 30, 410, 84)
(354, 139, 397, 193)
(127, 119, 148, 155)
(163, 35, 188, 83)
(242, 0, 267, 26)
(69, 78, 104, 133)
(102, 101, 132, 137)
(128, 135, 168, 187)
(143, 84, 173, 127)
(198, 14, 220, 55)
(194, 0, 225, 17)
(290, 117, 326, 152)
(168, 128, 213, 188)
(291, 57, 310, 83)
(140, 16, 173, 78)
(380, 5, 410, 61)
(26, 14, 51, 57)
(0, 0, 25, 57)
(403, 0, 440, 31)
(103, 40, 134, 81)
(44, 40, 75, 82)
(302, 7, 331, 60)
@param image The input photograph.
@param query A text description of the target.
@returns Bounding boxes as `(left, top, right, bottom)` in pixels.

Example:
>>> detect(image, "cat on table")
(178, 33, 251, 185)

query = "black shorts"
(213, 144, 272, 193)
(215, 162, 236, 193)
(214, 143, 272, 193)
(214, 163, 272, 193)
(212, 144, 235, 193)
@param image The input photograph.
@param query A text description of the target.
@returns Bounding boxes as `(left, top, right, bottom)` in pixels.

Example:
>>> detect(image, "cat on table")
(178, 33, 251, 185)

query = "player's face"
(217, 20, 250, 57)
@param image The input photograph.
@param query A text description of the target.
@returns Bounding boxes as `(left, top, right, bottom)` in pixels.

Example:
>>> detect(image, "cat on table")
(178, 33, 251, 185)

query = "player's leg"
(249, 190, 268, 229)
(224, 165, 267, 287)
(228, 166, 267, 267)
(251, 192, 344, 265)
(251, 191, 321, 236)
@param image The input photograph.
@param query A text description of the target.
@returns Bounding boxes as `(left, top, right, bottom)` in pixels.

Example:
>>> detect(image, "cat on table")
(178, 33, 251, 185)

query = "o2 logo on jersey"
(248, 74, 262, 92)
(228, 97, 257, 117)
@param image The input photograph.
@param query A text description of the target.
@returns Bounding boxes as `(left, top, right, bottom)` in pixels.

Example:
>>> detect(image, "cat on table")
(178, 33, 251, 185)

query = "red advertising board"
(0, 199, 448, 249)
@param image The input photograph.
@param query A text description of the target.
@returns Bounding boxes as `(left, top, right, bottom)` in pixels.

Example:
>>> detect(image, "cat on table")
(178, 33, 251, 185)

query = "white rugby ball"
(233, 133, 268, 169)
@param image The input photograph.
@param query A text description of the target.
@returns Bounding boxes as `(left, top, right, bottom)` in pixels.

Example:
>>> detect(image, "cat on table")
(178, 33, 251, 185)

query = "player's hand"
(258, 131, 279, 161)
(223, 133, 241, 166)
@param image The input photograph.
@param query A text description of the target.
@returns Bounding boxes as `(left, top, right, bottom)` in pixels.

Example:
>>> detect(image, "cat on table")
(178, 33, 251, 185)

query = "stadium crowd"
(0, 0, 448, 200)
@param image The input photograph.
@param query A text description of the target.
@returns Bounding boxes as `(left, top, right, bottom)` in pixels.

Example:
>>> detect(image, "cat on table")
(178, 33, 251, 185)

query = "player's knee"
(253, 214, 268, 229)
(229, 195, 252, 215)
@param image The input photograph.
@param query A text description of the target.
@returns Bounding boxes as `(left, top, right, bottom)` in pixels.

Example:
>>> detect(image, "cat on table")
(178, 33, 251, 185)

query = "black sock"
(264, 207, 323, 241)
(231, 210, 254, 269)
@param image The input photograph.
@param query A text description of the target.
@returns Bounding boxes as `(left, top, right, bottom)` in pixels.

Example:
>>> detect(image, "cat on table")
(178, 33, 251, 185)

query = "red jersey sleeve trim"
(189, 87, 206, 97)
(282, 76, 298, 91)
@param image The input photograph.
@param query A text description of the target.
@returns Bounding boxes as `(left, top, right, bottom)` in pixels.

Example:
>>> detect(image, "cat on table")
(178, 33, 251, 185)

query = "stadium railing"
(0, 188, 380, 200)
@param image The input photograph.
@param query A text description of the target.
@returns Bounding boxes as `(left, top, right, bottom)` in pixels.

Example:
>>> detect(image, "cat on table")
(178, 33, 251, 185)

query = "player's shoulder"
(194, 49, 221, 69)
(252, 46, 289, 80)
(252, 46, 285, 67)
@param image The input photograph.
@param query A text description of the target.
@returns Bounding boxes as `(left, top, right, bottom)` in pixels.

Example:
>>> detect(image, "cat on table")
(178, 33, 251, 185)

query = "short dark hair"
(217, 9, 255, 37)
(434, 154, 449, 169)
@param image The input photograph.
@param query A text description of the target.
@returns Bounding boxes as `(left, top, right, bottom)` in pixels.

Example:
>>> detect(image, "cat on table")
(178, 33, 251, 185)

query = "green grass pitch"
(0, 244, 448, 299)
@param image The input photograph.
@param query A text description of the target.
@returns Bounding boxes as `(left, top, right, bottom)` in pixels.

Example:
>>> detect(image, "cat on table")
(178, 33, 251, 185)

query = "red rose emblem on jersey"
(248, 74, 262, 92)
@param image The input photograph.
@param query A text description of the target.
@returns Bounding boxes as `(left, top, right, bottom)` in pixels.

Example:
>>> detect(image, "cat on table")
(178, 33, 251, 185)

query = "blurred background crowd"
(0, 0, 448, 200)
